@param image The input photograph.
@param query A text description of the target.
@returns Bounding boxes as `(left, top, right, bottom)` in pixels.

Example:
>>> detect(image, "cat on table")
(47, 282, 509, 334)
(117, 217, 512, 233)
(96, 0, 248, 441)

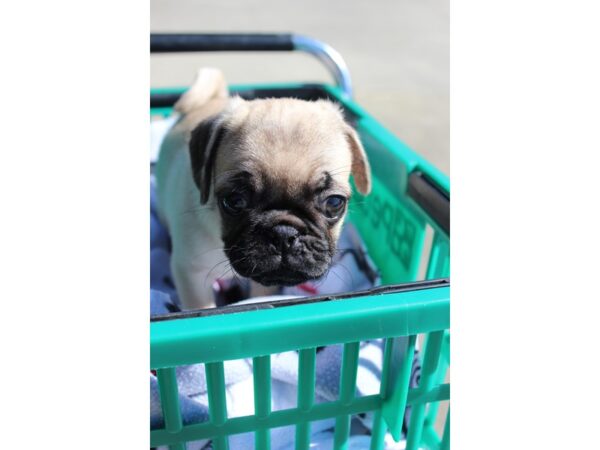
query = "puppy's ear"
(344, 125, 372, 195)
(189, 115, 226, 204)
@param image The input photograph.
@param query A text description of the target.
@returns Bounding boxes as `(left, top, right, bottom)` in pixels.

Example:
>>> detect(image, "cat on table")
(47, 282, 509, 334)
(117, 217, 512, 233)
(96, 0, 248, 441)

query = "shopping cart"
(150, 33, 450, 450)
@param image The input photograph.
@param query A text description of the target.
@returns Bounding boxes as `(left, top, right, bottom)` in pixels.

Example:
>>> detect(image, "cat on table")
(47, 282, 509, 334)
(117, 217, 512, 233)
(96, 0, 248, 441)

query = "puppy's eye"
(221, 192, 248, 215)
(323, 195, 347, 219)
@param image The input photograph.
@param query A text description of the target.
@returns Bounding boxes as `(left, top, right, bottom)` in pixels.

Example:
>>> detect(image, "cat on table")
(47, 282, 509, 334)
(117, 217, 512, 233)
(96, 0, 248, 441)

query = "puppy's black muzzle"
(269, 224, 301, 253)
(225, 220, 333, 287)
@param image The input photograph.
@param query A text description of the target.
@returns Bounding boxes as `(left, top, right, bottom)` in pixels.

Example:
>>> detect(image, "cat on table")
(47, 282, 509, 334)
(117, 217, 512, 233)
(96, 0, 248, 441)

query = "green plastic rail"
(151, 284, 449, 449)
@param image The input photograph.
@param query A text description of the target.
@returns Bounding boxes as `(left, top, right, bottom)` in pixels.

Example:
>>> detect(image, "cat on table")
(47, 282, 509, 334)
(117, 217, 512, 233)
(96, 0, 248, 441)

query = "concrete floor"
(151, 0, 449, 175)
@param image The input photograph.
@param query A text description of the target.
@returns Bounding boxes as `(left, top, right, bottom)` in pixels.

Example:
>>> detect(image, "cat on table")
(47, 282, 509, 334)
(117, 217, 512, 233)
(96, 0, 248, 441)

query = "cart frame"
(150, 33, 450, 450)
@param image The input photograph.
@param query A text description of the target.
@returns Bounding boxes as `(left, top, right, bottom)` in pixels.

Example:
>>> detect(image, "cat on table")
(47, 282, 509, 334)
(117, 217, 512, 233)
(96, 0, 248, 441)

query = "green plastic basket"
(150, 34, 450, 450)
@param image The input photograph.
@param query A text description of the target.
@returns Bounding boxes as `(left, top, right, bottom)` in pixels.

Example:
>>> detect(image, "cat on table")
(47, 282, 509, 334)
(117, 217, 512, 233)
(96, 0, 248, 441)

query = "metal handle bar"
(151, 33, 353, 98)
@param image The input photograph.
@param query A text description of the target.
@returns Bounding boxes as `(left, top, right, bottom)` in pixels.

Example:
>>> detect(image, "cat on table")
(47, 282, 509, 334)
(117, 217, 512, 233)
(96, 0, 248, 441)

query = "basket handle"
(150, 33, 353, 98)
(407, 171, 450, 236)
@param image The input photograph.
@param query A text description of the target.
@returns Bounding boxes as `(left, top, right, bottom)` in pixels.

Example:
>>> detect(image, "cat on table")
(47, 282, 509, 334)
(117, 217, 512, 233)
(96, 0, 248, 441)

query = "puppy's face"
(189, 98, 371, 286)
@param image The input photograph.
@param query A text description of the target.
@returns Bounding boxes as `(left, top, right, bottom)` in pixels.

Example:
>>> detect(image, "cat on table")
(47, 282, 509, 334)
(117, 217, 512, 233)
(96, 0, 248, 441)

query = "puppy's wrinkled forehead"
(215, 98, 353, 192)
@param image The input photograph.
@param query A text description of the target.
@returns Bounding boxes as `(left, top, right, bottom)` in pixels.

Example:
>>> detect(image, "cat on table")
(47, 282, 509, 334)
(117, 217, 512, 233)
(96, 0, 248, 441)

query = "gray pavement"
(151, 0, 449, 175)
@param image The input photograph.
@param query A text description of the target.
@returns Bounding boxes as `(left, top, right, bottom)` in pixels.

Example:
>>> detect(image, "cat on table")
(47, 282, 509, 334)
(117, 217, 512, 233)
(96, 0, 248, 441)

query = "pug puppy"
(155, 68, 371, 310)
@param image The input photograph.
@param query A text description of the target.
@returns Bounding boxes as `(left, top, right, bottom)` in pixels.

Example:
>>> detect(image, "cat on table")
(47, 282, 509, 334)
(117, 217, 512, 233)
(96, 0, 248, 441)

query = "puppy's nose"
(270, 224, 300, 251)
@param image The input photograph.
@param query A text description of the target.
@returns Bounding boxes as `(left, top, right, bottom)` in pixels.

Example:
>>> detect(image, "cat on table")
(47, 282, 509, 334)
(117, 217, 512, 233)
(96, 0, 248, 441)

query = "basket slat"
(253, 355, 272, 450)
(440, 407, 450, 450)
(333, 342, 360, 450)
(157, 368, 183, 434)
(382, 334, 417, 440)
(369, 409, 386, 450)
(426, 233, 450, 279)
(424, 330, 450, 431)
(206, 362, 229, 450)
(405, 331, 444, 450)
(295, 347, 316, 450)
(369, 337, 395, 450)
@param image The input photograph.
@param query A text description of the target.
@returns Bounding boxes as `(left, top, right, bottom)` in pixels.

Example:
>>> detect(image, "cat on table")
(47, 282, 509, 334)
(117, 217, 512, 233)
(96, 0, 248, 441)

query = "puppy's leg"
(171, 256, 220, 310)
